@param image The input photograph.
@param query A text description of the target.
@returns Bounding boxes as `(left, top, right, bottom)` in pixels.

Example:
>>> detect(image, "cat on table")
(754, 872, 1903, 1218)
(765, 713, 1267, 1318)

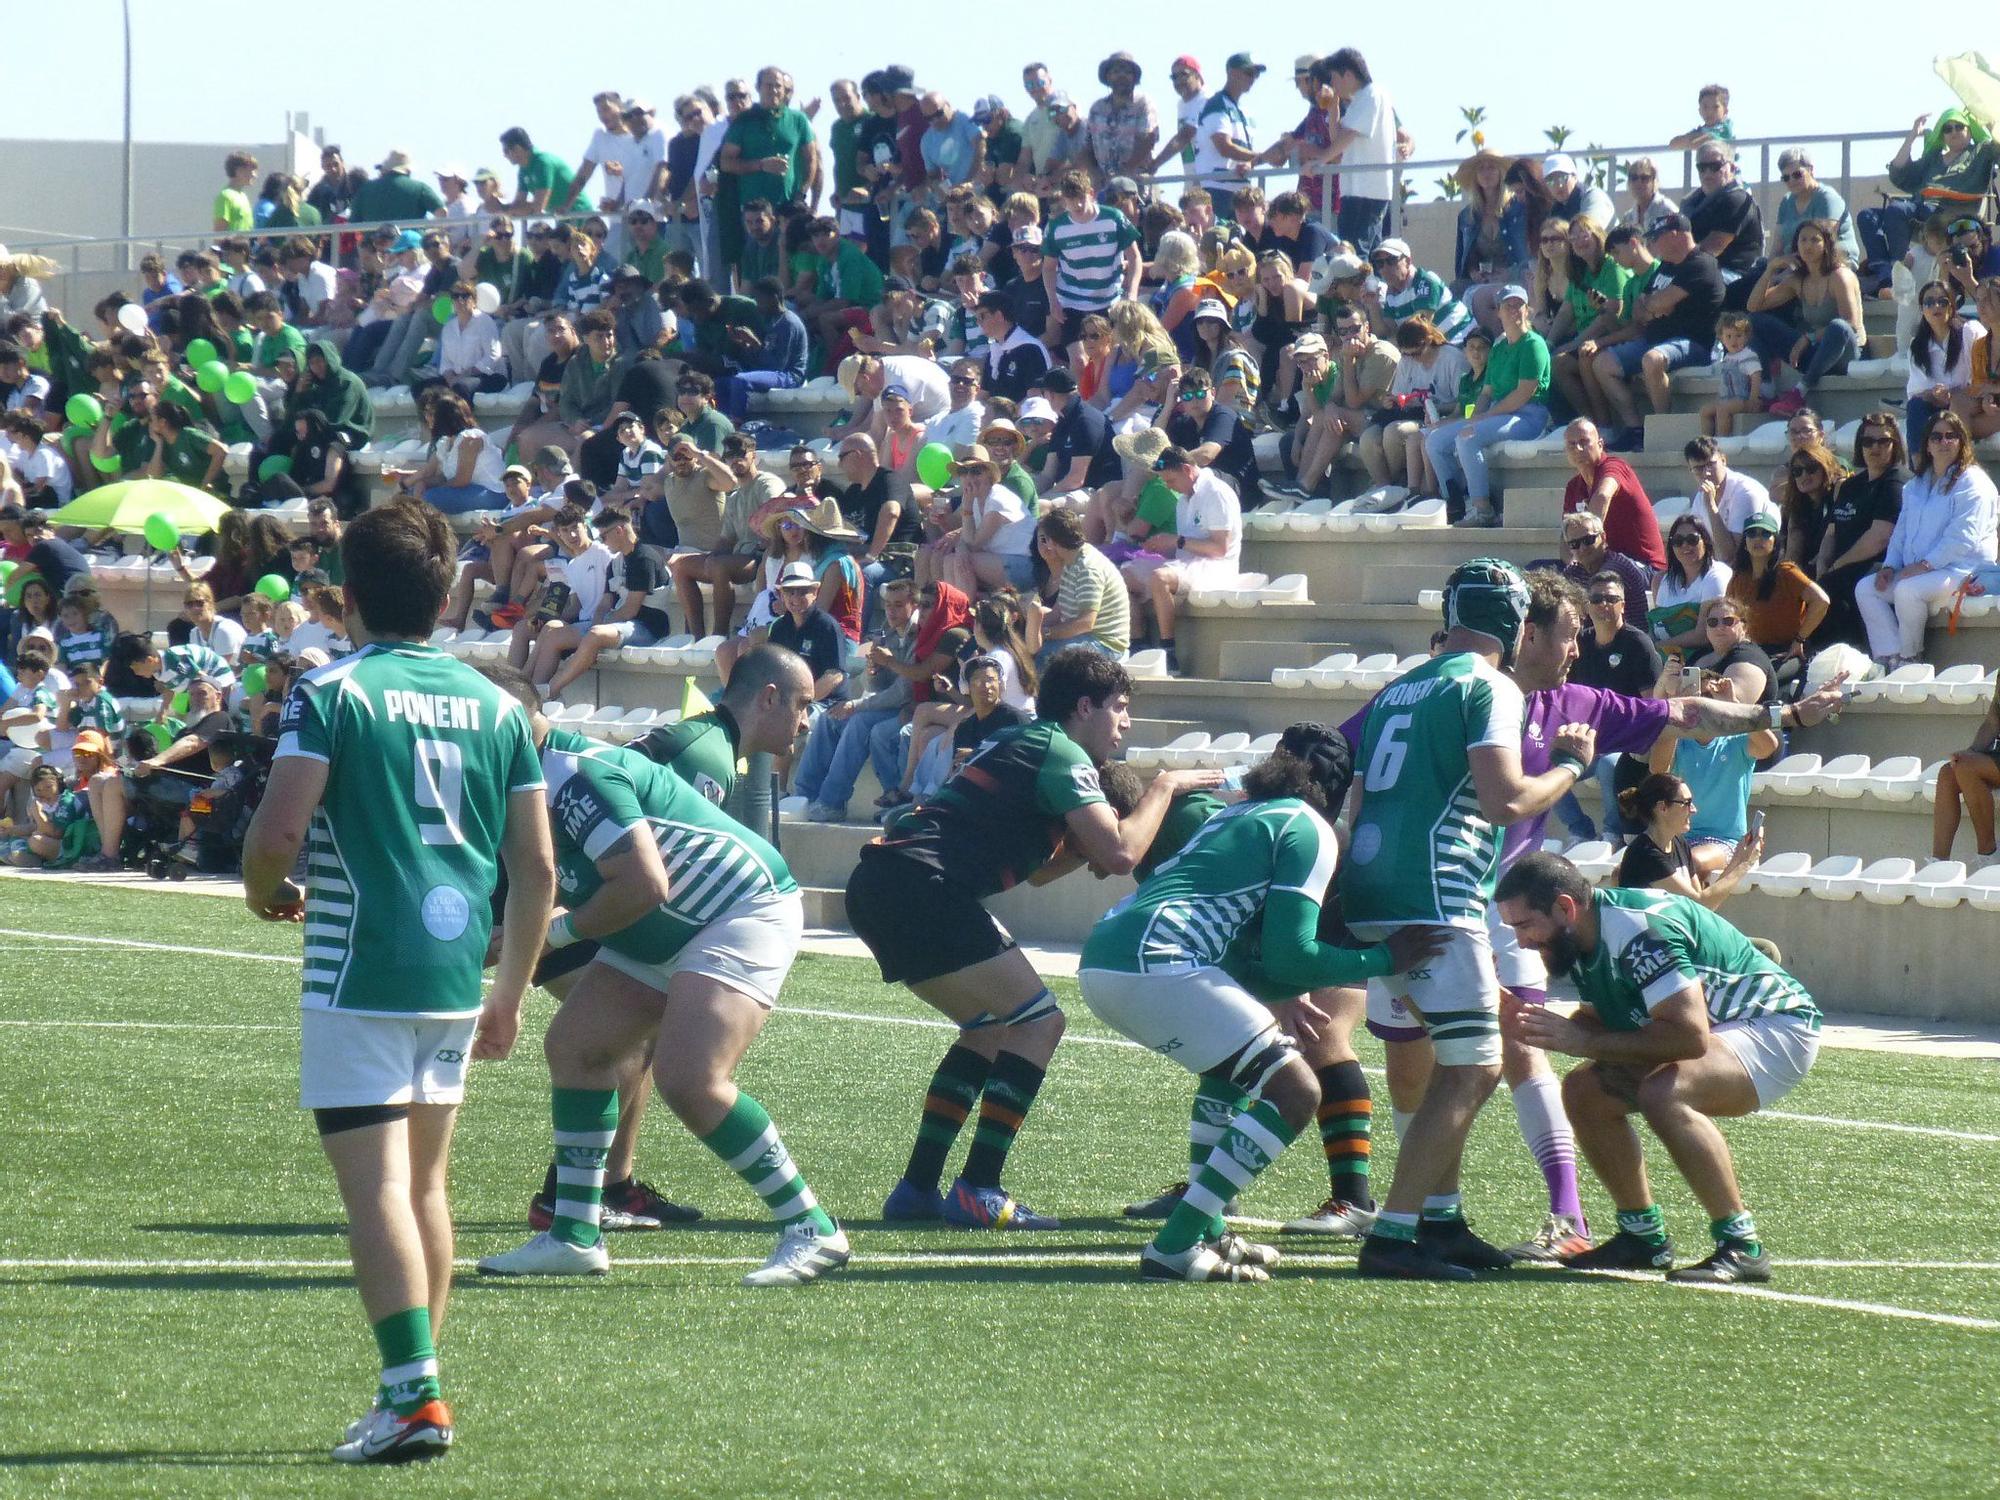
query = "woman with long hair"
(1774, 440, 1844, 570)
(1856, 408, 1999, 667)
(1528, 216, 1572, 342)
(1726, 513, 1828, 676)
(1954, 276, 2000, 440)
(1748, 219, 1866, 416)
(1614, 771, 1762, 907)
(1149, 231, 1206, 363)
(1244, 250, 1313, 413)
(1906, 277, 1987, 449)
(1550, 216, 1627, 419)
(1813, 413, 1906, 646)
(394, 390, 506, 515)
(1359, 316, 1468, 491)
(1104, 300, 1181, 427)
(4, 575, 58, 659)
(1453, 148, 1528, 332)
(1189, 300, 1260, 415)
(1653, 516, 1733, 653)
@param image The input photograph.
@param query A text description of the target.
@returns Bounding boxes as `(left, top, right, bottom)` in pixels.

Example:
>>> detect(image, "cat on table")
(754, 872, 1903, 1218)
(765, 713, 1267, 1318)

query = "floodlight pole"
(121, 0, 135, 272)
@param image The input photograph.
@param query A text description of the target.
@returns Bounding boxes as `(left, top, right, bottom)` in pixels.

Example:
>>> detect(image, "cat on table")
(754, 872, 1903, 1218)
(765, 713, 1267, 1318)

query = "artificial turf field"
(2, 880, 1998, 1498)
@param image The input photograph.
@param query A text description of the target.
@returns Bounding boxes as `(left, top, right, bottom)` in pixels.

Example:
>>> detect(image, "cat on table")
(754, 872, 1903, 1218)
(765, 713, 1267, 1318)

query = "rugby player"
(242, 499, 555, 1464)
(853, 647, 1219, 1229)
(1497, 851, 1822, 1283)
(477, 672, 846, 1286)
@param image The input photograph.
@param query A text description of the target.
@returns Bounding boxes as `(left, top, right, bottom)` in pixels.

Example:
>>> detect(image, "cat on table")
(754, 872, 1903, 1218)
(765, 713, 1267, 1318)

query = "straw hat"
(1455, 147, 1511, 192)
(758, 502, 814, 547)
(796, 494, 862, 542)
(1112, 426, 1171, 467)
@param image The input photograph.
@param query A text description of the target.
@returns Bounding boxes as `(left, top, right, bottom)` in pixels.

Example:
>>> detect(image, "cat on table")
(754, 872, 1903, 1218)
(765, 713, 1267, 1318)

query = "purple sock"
(1511, 1068, 1587, 1228)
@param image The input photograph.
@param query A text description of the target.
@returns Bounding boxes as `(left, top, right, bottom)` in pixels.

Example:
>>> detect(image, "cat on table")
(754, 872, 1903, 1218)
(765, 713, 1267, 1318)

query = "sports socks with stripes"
(903, 1044, 992, 1193)
(1155, 1097, 1299, 1255)
(1189, 1075, 1247, 1174)
(1313, 1060, 1373, 1205)
(699, 1091, 836, 1235)
(960, 1051, 1047, 1188)
(550, 1086, 619, 1249)
(1618, 1204, 1669, 1248)
(372, 1307, 441, 1417)
(1711, 1210, 1761, 1252)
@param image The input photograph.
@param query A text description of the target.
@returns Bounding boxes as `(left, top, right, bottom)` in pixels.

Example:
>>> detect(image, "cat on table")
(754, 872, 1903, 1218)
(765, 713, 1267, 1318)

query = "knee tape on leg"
(1214, 1035, 1299, 1098)
(965, 986, 1061, 1031)
(314, 1103, 410, 1136)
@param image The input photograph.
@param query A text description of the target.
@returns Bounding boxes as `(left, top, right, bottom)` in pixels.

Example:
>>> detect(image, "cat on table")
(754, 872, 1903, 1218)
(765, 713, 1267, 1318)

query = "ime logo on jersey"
(382, 690, 484, 731)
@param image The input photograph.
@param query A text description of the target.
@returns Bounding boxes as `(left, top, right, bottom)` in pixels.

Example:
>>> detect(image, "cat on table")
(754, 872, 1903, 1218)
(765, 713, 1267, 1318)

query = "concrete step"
(1498, 486, 1569, 530)
(1127, 716, 1209, 748)
(1360, 562, 1444, 606)
(1642, 412, 1705, 451)
(1218, 639, 1354, 681)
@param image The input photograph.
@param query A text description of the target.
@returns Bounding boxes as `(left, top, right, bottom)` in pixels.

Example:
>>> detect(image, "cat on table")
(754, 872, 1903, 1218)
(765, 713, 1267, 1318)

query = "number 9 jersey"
(276, 642, 545, 1017)
(1338, 651, 1525, 930)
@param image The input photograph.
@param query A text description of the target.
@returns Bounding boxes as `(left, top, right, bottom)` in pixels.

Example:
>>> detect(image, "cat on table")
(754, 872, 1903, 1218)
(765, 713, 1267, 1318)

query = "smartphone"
(1220, 766, 1248, 792)
(1747, 809, 1765, 840)
(1681, 664, 1703, 694)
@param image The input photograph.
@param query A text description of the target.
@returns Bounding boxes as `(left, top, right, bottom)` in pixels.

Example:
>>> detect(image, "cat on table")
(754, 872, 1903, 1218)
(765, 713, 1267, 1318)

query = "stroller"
(119, 730, 276, 879)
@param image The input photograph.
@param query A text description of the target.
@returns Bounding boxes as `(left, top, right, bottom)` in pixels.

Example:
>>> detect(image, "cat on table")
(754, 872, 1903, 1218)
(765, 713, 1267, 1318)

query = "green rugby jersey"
(1084, 798, 1337, 976)
(545, 740, 796, 967)
(277, 641, 544, 1017)
(160, 642, 236, 690)
(874, 719, 1106, 897)
(1573, 887, 1821, 1032)
(630, 708, 741, 806)
(1340, 652, 1525, 929)
(66, 689, 126, 735)
(1045, 206, 1140, 312)
(1135, 790, 1227, 882)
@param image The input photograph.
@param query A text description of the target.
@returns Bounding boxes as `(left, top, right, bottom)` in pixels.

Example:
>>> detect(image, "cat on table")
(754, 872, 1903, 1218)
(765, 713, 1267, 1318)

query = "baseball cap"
(502, 464, 532, 483)
(971, 95, 1004, 124)
(776, 560, 818, 589)
(1011, 225, 1044, 248)
(625, 201, 659, 221)
(1293, 53, 1320, 73)
(1542, 152, 1579, 179)
(1225, 52, 1267, 75)
(1307, 250, 1367, 295)
(610, 264, 647, 284)
(435, 163, 469, 183)
(1047, 90, 1074, 110)
(880, 382, 912, 403)
(1496, 283, 1530, 305)
(1370, 237, 1413, 261)
(531, 444, 573, 471)
(880, 64, 917, 93)
(1105, 175, 1140, 199)
(1647, 211, 1693, 238)
(1171, 55, 1203, 77)
(1290, 332, 1329, 357)
(1039, 366, 1078, 395)
(1743, 511, 1781, 536)
(621, 98, 654, 117)
(881, 274, 915, 293)
(473, 167, 501, 184)
(390, 229, 424, 253)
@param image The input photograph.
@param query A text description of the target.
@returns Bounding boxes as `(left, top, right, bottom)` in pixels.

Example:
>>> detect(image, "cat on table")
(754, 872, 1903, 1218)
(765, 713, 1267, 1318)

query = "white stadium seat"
(1806, 855, 1866, 899)
(1856, 857, 1917, 904)
(1912, 860, 1969, 908)
(1749, 851, 1814, 896)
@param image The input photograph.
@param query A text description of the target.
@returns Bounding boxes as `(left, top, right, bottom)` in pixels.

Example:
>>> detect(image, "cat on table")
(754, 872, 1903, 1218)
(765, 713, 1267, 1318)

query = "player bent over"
(853, 647, 1219, 1228)
(242, 500, 556, 1464)
(519, 645, 818, 1234)
(477, 672, 845, 1287)
(1496, 852, 1822, 1283)
(1081, 725, 1440, 1280)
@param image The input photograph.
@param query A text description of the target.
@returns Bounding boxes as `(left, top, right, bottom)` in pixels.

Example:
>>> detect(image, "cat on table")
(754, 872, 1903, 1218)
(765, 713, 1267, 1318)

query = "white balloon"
(474, 282, 501, 315)
(117, 302, 150, 334)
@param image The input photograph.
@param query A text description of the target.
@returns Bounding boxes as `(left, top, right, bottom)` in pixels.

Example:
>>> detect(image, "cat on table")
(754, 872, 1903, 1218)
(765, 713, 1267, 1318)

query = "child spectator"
(283, 585, 350, 658)
(1, 764, 81, 867)
(236, 592, 280, 661)
(53, 586, 118, 672)
(1, 638, 64, 796)
(1670, 85, 1733, 149)
(271, 599, 309, 645)
(1701, 312, 1762, 436)
(58, 657, 125, 742)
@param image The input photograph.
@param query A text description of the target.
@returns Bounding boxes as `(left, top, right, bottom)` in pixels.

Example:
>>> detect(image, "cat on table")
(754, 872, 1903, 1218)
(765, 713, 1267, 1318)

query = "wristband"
(1550, 752, 1588, 780)
(546, 913, 578, 950)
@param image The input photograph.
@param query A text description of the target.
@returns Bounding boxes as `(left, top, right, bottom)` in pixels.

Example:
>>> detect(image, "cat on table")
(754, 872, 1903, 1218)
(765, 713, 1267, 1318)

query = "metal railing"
(6, 124, 1914, 316)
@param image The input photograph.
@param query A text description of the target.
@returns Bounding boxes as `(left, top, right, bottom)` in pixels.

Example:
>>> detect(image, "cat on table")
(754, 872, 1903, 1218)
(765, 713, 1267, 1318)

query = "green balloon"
(195, 360, 229, 394)
(241, 664, 268, 697)
(255, 573, 292, 603)
(65, 393, 103, 427)
(91, 450, 121, 473)
(223, 370, 257, 405)
(915, 442, 955, 490)
(257, 454, 293, 482)
(142, 513, 181, 552)
(432, 294, 453, 325)
(0, 560, 14, 583)
(143, 722, 177, 755)
(62, 424, 91, 445)
(170, 691, 189, 719)
(184, 338, 219, 368)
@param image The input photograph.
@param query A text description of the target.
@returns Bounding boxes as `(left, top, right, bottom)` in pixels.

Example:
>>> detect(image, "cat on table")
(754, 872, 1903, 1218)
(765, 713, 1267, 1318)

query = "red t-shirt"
(1564, 457, 1666, 571)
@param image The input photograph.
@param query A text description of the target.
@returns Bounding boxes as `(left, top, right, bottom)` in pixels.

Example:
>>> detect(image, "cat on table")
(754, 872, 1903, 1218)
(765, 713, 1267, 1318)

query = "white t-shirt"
(436, 428, 507, 492)
(4, 371, 50, 412)
(881, 355, 953, 423)
(583, 127, 640, 206)
(289, 262, 338, 318)
(284, 620, 345, 657)
(1339, 82, 1397, 197)
(1175, 92, 1209, 166)
(695, 119, 731, 202)
(190, 617, 247, 663)
(557, 541, 617, 621)
(1714, 471, 1779, 537)
(970, 486, 1036, 557)
(22, 439, 74, 503)
(627, 127, 671, 201)
(1653, 562, 1732, 635)
(1191, 91, 1253, 191)
(926, 402, 987, 455)
(1176, 468, 1243, 586)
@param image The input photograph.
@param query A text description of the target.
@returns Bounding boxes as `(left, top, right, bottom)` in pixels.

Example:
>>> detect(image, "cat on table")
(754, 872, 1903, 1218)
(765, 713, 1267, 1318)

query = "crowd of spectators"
(1, 58, 1998, 870)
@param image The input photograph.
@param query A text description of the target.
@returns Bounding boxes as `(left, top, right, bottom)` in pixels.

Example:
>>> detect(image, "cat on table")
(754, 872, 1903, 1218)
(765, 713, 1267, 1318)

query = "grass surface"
(3, 881, 1999, 1497)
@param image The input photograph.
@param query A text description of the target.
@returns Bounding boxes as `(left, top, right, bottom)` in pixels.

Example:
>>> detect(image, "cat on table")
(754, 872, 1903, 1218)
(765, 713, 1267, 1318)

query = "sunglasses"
(788, 462, 818, 472)
(1943, 121, 1970, 132)
(451, 291, 473, 301)
(1860, 434, 1894, 448)
(727, 92, 749, 103)
(1564, 535, 1600, 550)
(1176, 389, 1209, 401)
(1587, 593, 1624, 605)
(1788, 464, 1817, 478)
(1782, 170, 1808, 182)
(1929, 430, 1963, 444)
(1696, 159, 1726, 171)
(948, 375, 977, 387)
(1627, 171, 1656, 182)
(1540, 236, 1566, 246)
(1671, 534, 1704, 547)
(1922, 297, 1954, 310)
(778, 518, 803, 530)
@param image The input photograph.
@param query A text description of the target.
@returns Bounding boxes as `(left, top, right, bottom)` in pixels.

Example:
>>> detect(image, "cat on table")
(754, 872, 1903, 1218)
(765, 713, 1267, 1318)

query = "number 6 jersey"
(276, 641, 545, 1016)
(1338, 651, 1525, 930)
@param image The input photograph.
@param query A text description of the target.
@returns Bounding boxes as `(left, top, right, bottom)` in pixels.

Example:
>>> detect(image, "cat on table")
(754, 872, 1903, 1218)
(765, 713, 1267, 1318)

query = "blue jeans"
(860, 557, 893, 635)
(1794, 318, 1859, 390)
(794, 705, 902, 811)
(1034, 635, 1122, 673)
(1338, 196, 1392, 257)
(1858, 199, 1924, 285)
(909, 725, 955, 797)
(423, 483, 505, 515)
(1423, 403, 1551, 504)
(1907, 393, 1947, 453)
(719, 368, 804, 423)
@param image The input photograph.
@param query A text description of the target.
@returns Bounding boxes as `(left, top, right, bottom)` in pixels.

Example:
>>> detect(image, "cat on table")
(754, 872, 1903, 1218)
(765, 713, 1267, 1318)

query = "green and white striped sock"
(550, 1086, 618, 1249)
(700, 1091, 836, 1235)
(372, 1307, 440, 1417)
(1156, 1097, 1298, 1256)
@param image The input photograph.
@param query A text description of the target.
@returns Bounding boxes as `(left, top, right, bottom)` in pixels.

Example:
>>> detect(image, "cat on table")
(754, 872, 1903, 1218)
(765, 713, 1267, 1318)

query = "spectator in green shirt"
(716, 67, 820, 269)
(213, 152, 258, 233)
(501, 128, 575, 214)
(1423, 284, 1554, 526)
(351, 149, 445, 226)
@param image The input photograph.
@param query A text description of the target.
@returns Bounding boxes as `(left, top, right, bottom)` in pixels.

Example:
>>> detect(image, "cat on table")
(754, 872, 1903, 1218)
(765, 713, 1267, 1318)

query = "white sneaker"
(1211, 1232, 1281, 1269)
(343, 1395, 381, 1444)
(476, 1229, 610, 1277)
(741, 1219, 851, 1287)
(1280, 1197, 1378, 1237)
(331, 1400, 453, 1464)
(1505, 1212, 1593, 1262)
(1138, 1240, 1270, 1283)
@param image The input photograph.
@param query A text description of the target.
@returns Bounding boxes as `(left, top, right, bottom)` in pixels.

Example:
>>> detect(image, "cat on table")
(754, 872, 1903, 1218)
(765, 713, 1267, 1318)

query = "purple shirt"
(1339, 682, 1672, 865)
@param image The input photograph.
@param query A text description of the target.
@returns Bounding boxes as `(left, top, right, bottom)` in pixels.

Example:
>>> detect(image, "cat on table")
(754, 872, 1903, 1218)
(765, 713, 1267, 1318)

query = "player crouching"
(1495, 852, 1822, 1284)
(1079, 725, 1441, 1282)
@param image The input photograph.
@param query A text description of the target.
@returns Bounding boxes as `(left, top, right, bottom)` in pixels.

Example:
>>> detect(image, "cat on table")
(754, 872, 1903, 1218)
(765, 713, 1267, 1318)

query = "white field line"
(4, 1252, 1995, 1330)
(6, 927, 2000, 1143)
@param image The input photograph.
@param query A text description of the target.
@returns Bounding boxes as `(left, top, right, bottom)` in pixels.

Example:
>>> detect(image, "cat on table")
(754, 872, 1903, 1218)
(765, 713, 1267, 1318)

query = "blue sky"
(8, 5, 1973, 203)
